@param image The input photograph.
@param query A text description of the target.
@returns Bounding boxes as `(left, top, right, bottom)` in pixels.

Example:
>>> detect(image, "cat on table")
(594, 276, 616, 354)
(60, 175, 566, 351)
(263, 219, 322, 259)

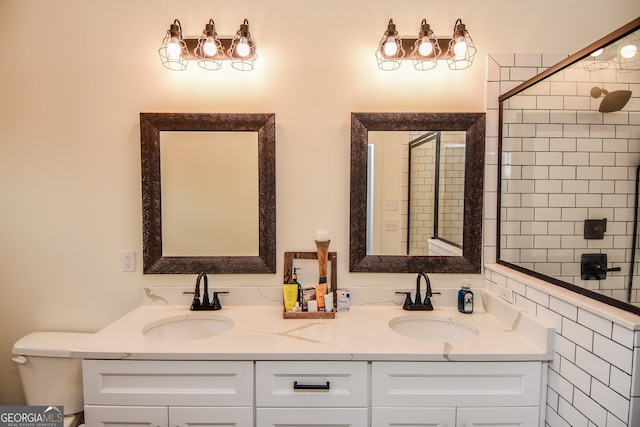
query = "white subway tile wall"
(486, 264, 639, 426)
(486, 53, 640, 426)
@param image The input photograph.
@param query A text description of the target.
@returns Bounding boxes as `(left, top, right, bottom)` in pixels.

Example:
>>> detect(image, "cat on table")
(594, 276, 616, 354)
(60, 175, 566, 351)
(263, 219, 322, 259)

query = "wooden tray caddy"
(282, 251, 337, 319)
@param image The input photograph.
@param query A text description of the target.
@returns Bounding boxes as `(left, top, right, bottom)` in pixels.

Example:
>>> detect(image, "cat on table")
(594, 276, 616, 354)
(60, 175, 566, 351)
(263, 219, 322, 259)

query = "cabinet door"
(256, 408, 367, 427)
(84, 405, 168, 427)
(457, 407, 539, 427)
(169, 407, 254, 427)
(373, 407, 456, 427)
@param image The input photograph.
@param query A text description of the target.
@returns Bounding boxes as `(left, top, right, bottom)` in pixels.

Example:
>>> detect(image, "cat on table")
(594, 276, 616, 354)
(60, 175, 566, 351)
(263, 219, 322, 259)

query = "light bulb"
(236, 37, 251, 57)
(167, 37, 182, 59)
(591, 48, 604, 57)
(418, 38, 433, 56)
(203, 37, 217, 56)
(383, 36, 398, 57)
(453, 38, 467, 57)
(621, 44, 637, 59)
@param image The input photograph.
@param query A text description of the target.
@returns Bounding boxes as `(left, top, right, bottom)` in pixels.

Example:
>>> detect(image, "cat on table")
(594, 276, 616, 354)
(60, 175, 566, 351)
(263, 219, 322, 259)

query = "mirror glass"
(350, 113, 485, 273)
(160, 131, 259, 256)
(498, 19, 640, 314)
(367, 130, 465, 256)
(140, 113, 276, 274)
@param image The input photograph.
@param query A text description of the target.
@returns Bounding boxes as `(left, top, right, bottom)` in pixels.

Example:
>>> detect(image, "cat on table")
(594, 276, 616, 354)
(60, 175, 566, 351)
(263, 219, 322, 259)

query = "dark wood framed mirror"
(140, 112, 276, 274)
(350, 112, 485, 273)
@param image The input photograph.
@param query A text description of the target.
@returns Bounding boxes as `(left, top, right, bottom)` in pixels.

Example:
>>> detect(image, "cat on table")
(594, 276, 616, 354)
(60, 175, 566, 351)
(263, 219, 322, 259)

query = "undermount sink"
(142, 314, 234, 341)
(389, 315, 479, 342)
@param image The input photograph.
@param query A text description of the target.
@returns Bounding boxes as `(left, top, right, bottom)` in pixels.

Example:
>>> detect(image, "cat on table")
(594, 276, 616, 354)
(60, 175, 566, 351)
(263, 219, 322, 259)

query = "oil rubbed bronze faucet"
(184, 272, 228, 311)
(396, 272, 440, 311)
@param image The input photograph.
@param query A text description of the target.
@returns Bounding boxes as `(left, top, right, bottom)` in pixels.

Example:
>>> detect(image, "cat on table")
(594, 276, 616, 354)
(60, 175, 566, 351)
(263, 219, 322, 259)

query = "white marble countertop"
(71, 291, 554, 362)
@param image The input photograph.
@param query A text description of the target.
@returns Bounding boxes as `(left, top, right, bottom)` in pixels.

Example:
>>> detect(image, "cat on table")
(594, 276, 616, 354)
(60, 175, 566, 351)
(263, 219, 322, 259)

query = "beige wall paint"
(0, 0, 638, 403)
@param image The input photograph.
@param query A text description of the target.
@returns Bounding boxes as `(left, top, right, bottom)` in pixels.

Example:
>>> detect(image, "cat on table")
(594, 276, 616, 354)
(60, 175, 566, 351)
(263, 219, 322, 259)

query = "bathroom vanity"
(73, 291, 553, 427)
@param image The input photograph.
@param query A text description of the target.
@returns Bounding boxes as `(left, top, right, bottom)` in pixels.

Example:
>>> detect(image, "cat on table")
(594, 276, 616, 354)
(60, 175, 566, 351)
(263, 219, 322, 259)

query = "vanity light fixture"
(614, 38, 640, 72)
(410, 19, 441, 71)
(158, 19, 189, 71)
(375, 18, 476, 71)
(228, 19, 257, 71)
(376, 19, 406, 71)
(194, 19, 224, 70)
(446, 19, 477, 70)
(159, 18, 257, 71)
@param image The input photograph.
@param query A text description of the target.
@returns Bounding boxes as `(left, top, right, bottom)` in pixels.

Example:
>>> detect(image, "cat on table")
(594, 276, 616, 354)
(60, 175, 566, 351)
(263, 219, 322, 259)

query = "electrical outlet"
(385, 219, 398, 231)
(122, 251, 136, 272)
(497, 286, 514, 304)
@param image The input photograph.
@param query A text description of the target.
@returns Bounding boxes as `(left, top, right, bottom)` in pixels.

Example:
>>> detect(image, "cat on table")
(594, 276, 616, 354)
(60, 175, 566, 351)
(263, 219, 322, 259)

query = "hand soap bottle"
(292, 268, 302, 306)
(458, 280, 474, 314)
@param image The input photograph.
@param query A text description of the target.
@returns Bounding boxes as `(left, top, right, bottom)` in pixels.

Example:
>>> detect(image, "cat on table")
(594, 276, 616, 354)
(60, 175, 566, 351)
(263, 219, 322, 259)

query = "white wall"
(0, 0, 637, 404)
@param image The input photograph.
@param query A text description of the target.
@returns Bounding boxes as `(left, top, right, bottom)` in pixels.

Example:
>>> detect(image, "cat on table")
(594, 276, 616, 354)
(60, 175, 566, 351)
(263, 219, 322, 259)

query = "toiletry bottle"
(458, 280, 474, 314)
(292, 268, 302, 306)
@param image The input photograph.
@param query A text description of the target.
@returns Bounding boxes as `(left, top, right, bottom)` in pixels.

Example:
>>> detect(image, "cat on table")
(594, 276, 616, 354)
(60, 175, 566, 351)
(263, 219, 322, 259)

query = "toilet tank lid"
(13, 332, 93, 357)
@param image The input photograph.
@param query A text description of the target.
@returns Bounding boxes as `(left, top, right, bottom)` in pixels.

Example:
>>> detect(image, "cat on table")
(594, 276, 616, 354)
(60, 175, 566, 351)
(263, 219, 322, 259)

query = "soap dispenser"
(458, 279, 474, 314)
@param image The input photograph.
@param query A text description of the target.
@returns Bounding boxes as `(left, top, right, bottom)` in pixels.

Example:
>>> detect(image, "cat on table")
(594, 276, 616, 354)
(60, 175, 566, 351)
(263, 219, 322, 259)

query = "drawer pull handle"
(293, 381, 330, 391)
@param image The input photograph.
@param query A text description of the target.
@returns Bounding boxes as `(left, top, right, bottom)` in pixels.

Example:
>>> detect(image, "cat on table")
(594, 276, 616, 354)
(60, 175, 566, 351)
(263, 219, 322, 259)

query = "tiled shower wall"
(499, 59, 640, 303)
(486, 53, 640, 427)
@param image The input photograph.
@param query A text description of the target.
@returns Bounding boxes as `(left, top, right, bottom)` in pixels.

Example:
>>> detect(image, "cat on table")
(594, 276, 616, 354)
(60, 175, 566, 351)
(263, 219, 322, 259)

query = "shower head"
(590, 86, 632, 113)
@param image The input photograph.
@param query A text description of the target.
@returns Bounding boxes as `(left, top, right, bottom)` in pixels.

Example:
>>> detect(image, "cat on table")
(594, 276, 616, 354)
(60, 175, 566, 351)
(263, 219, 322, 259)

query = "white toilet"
(12, 332, 92, 427)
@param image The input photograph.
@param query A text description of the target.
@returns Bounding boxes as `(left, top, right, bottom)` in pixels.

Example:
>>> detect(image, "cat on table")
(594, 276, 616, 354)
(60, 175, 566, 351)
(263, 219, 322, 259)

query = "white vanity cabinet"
(255, 361, 369, 426)
(371, 361, 544, 427)
(82, 359, 546, 427)
(82, 360, 254, 427)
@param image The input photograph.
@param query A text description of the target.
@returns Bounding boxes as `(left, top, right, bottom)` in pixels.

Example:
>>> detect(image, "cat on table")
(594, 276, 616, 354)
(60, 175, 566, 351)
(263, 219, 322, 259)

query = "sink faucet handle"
(395, 291, 413, 309)
(211, 291, 229, 310)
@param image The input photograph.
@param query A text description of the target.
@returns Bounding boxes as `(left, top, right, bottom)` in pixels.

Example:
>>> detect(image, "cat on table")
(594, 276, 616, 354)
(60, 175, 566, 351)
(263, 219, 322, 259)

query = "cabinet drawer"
(85, 405, 168, 427)
(256, 361, 368, 407)
(83, 360, 253, 406)
(457, 406, 540, 427)
(85, 405, 254, 427)
(169, 406, 254, 426)
(372, 361, 542, 407)
(257, 408, 368, 426)
(372, 407, 456, 426)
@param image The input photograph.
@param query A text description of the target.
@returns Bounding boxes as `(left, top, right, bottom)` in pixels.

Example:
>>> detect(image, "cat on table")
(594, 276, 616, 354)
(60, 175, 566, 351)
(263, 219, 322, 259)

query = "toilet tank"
(12, 332, 92, 415)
